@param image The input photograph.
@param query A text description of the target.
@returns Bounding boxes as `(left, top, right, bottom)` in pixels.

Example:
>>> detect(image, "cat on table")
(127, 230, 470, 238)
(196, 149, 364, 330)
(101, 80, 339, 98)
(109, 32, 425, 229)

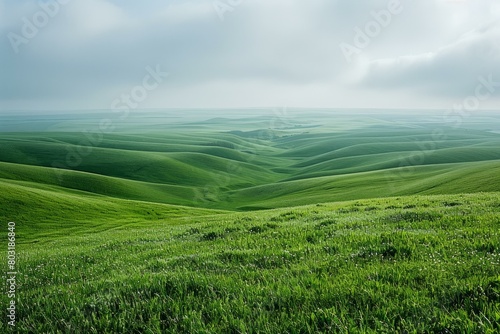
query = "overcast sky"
(1, 0, 500, 111)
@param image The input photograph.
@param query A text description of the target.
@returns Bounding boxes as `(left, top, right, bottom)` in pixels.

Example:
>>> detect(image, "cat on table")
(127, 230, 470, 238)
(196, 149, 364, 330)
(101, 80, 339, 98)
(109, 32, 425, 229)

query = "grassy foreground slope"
(2, 193, 499, 333)
(0, 178, 226, 241)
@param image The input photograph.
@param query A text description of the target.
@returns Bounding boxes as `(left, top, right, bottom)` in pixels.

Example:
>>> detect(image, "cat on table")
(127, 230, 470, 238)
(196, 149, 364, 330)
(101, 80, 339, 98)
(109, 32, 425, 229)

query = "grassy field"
(1, 109, 500, 332)
(1, 193, 499, 333)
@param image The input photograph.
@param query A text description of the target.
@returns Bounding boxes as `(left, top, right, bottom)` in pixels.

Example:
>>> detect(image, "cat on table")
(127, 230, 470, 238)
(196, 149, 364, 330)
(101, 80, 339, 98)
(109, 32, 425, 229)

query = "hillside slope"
(0, 178, 226, 241)
(2, 193, 499, 333)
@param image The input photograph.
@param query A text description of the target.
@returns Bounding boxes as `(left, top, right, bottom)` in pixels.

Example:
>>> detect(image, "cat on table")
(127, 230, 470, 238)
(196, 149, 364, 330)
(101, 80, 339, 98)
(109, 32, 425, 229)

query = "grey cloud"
(358, 21, 500, 97)
(1, 0, 343, 103)
(1, 0, 500, 110)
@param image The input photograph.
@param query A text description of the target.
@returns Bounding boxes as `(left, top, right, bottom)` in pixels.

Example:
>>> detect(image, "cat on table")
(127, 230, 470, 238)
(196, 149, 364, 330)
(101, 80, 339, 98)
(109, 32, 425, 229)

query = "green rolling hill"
(0, 177, 226, 241)
(1, 110, 500, 333)
(1, 111, 500, 215)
